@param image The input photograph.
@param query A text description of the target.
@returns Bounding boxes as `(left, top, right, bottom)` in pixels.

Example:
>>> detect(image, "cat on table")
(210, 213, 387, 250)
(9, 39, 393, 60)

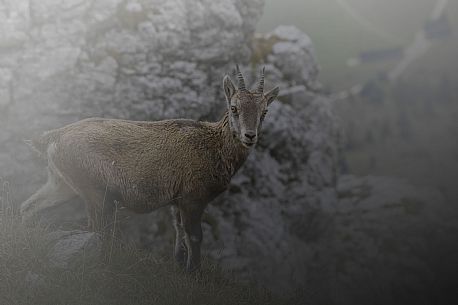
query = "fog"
(0, 1, 457, 305)
(261, 0, 458, 203)
(259, 0, 453, 85)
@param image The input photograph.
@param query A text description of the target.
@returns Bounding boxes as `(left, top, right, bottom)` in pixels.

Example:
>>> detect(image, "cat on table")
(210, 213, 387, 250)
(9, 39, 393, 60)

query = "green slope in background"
(257, 0, 448, 89)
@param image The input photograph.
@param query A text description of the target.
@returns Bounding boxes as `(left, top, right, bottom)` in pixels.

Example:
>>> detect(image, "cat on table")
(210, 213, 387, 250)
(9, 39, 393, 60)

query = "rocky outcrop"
(0, 0, 340, 292)
(0, 0, 266, 195)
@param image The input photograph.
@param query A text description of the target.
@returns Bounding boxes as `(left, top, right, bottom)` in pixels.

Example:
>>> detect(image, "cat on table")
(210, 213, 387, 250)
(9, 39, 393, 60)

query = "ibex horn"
(235, 64, 247, 92)
(257, 67, 265, 94)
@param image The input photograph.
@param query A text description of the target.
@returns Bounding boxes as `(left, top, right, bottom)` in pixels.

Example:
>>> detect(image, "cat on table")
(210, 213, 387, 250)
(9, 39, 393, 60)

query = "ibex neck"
(216, 111, 250, 177)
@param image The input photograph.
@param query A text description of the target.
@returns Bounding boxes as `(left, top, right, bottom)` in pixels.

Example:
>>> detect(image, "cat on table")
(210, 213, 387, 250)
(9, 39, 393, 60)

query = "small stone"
(47, 230, 102, 268)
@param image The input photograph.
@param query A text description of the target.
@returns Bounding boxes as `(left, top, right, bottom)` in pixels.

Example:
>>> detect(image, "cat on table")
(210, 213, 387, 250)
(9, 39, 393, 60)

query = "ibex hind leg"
(47, 149, 120, 239)
(20, 167, 76, 224)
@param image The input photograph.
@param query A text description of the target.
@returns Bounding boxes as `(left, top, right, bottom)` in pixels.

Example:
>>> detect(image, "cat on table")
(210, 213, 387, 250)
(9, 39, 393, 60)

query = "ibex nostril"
(244, 133, 256, 140)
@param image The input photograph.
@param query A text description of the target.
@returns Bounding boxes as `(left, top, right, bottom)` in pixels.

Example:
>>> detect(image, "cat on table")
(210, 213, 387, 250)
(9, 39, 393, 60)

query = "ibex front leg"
(170, 205, 187, 266)
(180, 206, 204, 272)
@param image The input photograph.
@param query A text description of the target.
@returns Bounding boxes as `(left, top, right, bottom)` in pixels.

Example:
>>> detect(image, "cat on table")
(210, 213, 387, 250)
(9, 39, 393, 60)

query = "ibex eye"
(260, 110, 268, 120)
(231, 106, 238, 114)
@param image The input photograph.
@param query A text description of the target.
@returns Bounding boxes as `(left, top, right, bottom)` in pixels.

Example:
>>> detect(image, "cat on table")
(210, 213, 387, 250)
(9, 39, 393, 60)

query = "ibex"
(20, 66, 279, 271)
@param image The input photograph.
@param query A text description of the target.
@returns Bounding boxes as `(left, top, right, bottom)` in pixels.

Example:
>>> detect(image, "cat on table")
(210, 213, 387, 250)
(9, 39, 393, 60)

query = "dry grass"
(0, 180, 299, 305)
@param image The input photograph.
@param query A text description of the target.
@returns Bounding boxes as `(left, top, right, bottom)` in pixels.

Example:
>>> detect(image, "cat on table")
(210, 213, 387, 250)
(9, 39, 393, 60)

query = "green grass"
(0, 182, 299, 305)
(258, 0, 454, 89)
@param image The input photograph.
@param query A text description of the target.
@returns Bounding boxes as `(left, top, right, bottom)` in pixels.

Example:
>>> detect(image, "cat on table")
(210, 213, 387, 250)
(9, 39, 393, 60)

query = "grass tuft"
(0, 182, 298, 305)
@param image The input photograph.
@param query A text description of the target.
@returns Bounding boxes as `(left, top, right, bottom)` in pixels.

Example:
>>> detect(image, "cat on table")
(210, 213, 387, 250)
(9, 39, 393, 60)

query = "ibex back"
(20, 66, 279, 271)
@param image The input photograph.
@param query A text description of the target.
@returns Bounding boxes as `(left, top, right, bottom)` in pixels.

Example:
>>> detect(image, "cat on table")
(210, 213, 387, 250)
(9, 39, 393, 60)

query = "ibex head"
(223, 65, 279, 148)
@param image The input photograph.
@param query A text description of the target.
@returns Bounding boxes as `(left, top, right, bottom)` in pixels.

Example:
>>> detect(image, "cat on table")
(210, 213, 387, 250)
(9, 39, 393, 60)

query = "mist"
(261, 0, 458, 201)
(1, 1, 457, 305)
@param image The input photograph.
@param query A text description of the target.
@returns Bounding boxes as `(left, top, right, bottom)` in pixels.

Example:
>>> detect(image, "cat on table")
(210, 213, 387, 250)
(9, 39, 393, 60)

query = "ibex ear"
(265, 87, 280, 106)
(223, 75, 236, 104)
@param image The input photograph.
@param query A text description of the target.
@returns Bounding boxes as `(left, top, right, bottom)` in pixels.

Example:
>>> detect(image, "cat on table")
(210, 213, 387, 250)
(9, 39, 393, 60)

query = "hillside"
(258, 0, 457, 89)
